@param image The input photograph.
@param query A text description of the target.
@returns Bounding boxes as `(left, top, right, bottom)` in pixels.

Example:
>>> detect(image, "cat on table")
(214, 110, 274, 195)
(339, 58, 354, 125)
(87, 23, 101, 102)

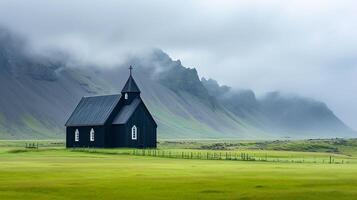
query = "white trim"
(90, 128, 95, 142)
(131, 125, 137, 140)
(75, 129, 79, 142)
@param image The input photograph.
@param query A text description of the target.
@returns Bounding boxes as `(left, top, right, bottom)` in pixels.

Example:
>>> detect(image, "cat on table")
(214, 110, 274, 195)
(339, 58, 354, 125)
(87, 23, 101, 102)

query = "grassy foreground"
(0, 140, 357, 200)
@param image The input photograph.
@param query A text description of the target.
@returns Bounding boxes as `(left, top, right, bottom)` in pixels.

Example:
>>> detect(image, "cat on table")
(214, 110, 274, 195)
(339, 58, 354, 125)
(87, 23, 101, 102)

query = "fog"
(0, 0, 356, 129)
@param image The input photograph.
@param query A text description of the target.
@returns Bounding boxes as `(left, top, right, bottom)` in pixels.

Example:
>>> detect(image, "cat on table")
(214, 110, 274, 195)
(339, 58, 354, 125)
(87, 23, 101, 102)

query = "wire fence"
(130, 149, 348, 164)
(67, 148, 351, 164)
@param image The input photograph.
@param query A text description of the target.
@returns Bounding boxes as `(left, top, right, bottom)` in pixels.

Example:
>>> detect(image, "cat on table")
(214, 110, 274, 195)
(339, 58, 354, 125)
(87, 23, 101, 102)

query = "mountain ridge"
(0, 29, 354, 139)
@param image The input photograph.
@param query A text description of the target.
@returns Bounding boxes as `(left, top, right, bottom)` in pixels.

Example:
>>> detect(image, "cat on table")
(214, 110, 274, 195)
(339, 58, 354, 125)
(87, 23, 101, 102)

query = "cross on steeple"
(129, 65, 133, 76)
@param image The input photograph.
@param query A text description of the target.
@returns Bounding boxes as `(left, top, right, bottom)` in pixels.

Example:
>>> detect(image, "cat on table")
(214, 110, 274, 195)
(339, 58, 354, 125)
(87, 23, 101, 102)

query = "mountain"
(0, 29, 354, 139)
(201, 78, 353, 138)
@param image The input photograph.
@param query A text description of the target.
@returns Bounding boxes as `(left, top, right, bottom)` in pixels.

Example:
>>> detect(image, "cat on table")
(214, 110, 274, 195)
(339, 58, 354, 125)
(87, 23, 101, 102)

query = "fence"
(68, 148, 349, 164)
(130, 149, 347, 164)
(25, 143, 39, 149)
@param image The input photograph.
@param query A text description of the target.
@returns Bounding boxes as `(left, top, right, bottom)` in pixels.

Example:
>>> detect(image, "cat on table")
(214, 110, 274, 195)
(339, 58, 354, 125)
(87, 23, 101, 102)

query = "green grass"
(158, 138, 357, 155)
(0, 140, 357, 199)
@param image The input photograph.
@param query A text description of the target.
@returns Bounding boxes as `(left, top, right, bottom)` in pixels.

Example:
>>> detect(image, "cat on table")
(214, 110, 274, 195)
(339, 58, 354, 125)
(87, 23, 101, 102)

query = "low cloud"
(0, 0, 356, 128)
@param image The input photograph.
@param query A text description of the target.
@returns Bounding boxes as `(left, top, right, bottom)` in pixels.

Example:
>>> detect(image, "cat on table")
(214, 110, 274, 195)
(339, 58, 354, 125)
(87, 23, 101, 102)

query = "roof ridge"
(82, 93, 121, 98)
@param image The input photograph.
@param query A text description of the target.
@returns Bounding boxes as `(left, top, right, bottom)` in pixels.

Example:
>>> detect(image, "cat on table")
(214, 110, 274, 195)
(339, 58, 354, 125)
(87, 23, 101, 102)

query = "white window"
(125, 93, 128, 99)
(75, 129, 79, 142)
(131, 125, 137, 140)
(90, 128, 95, 142)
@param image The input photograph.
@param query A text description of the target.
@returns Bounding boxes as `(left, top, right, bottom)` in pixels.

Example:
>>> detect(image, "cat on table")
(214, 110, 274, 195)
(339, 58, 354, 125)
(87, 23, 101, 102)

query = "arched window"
(125, 93, 128, 100)
(90, 128, 95, 142)
(75, 129, 79, 142)
(131, 125, 137, 140)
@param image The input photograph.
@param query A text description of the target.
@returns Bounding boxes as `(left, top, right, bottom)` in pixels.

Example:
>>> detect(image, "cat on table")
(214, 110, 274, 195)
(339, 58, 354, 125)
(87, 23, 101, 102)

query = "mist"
(0, 0, 356, 129)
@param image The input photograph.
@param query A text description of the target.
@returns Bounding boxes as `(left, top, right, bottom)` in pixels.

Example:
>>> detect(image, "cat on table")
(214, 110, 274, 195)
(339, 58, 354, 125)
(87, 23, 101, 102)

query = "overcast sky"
(0, 0, 356, 129)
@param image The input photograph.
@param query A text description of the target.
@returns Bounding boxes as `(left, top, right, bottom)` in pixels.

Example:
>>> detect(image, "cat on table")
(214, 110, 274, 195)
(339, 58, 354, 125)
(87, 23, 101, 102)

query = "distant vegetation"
(158, 138, 357, 155)
(2, 138, 357, 164)
(2, 138, 357, 155)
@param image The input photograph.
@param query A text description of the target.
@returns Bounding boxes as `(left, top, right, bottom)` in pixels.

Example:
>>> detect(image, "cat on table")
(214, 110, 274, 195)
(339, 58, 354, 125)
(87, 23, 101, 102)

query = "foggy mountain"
(0, 29, 354, 139)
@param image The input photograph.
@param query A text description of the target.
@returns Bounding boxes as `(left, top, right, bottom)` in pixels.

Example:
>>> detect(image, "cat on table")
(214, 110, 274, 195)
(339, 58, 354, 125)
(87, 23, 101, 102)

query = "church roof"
(65, 94, 121, 126)
(112, 98, 141, 124)
(121, 75, 141, 93)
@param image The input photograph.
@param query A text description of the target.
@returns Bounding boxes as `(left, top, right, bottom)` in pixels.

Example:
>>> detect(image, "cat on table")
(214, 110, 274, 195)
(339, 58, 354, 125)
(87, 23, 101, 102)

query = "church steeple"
(121, 66, 141, 104)
(121, 66, 141, 94)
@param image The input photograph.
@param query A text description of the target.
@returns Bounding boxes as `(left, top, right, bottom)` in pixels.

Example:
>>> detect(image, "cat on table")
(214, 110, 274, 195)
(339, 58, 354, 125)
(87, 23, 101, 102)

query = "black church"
(65, 66, 157, 148)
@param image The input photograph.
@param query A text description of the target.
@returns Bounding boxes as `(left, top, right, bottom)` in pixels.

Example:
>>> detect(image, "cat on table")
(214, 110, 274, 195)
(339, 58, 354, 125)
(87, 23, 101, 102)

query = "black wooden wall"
(66, 126, 106, 148)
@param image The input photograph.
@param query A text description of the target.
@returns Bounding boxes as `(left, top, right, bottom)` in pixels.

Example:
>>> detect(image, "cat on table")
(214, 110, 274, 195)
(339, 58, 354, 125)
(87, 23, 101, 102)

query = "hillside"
(0, 29, 354, 139)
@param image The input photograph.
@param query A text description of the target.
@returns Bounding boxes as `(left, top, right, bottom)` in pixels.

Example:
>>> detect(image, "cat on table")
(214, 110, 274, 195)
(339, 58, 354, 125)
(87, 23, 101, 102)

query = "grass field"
(0, 139, 357, 200)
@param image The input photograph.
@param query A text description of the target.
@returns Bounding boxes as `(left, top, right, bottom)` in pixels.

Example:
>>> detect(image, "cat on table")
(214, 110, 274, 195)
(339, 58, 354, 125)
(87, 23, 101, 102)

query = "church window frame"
(131, 125, 137, 140)
(90, 128, 95, 142)
(75, 129, 79, 142)
(125, 93, 128, 100)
